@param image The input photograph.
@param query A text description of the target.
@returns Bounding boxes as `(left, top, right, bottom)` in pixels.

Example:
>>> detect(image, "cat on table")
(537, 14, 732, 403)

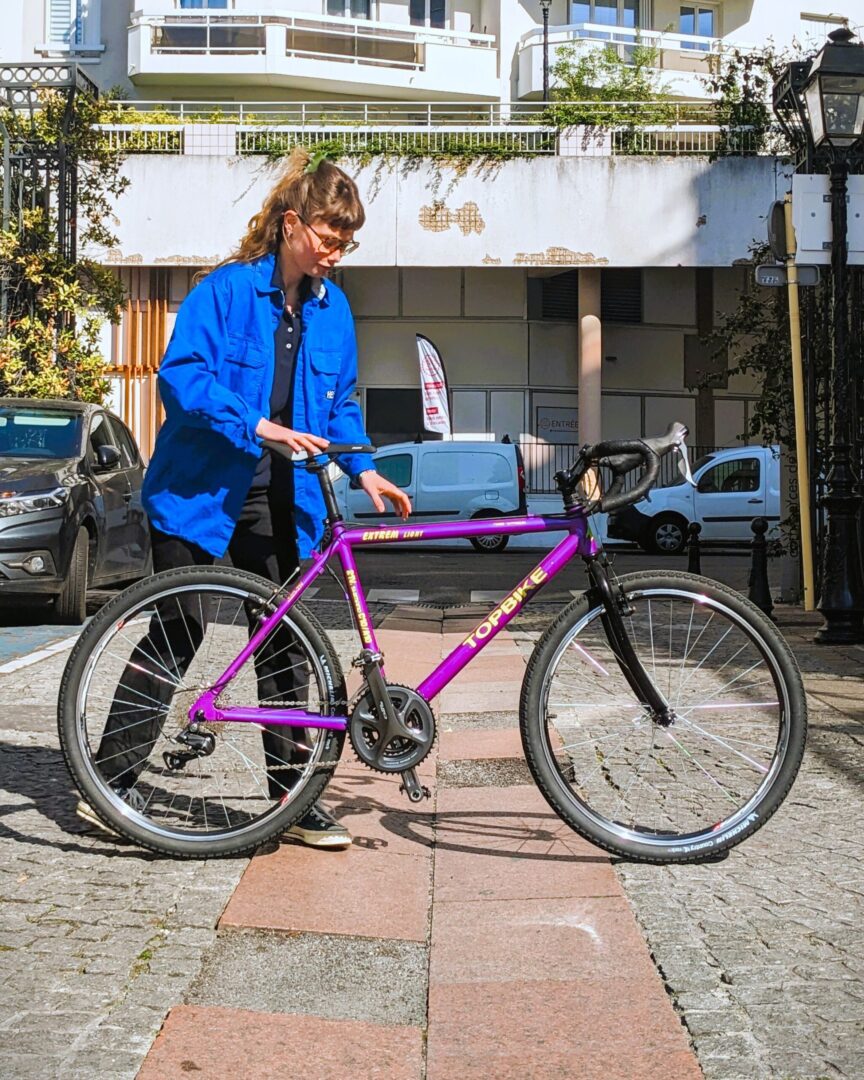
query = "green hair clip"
(304, 149, 329, 175)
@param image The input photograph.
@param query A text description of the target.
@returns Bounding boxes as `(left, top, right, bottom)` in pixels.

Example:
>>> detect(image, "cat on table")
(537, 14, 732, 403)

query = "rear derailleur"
(163, 724, 216, 772)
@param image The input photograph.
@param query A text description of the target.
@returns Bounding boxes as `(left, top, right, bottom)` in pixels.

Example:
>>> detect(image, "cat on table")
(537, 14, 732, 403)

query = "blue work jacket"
(142, 253, 374, 558)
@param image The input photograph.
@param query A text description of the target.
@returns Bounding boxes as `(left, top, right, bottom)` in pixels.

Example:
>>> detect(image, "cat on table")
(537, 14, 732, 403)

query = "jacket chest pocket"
(309, 350, 341, 420)
(224, 333, 268, 394)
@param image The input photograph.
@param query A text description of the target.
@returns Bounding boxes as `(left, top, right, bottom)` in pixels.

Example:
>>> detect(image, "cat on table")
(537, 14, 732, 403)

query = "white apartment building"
(3, 1, 864, 462)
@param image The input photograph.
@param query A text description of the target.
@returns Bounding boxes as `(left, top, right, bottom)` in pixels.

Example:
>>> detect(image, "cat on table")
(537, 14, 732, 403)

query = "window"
(410, 0, 446, 30)
(179, 1, 229, 8)
(697, 457, 760, 494)
(535, 271, 579, 321)
(601, 269, 642, 323)
(43, 0, 104, 50)
(365, 388, 425, 443)
(47, 0, 83, 45)
(679, 5, 716, 41)
(87, 414, 118, 467)
(327, 0, 371, 17)
(0, 408, 81, 459)
(529, 269, 642, 323)
(107, 417, 140, 469)
(570, 0, 639, 28)
(375, 453, 413, 488)
(422, 451, 512, 487)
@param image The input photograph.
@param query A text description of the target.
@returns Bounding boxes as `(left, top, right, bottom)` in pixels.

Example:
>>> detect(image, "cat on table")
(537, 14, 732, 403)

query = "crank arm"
(399, 767, 431, 804)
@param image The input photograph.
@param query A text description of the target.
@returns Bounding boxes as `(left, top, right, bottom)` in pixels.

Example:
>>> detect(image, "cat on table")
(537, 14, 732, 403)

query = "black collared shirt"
(251, 267, 307, 491)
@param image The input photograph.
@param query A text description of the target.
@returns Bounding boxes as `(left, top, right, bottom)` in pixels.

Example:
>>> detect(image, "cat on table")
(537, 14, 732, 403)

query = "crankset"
(349, 683, 436, 774)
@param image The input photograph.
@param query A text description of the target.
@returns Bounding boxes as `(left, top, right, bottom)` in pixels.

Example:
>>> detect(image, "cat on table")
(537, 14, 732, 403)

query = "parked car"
(333, 439, 526, 552)
(0, 399, 151, 622)
(607, 444, 781, 554)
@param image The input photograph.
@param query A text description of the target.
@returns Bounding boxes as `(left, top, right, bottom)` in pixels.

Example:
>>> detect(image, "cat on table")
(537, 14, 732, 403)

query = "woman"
(80, 148, 410, 849)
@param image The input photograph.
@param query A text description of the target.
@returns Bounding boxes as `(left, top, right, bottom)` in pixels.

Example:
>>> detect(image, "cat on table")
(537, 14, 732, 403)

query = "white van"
(607, 444, 781, 553)
(333, 440, 526, 552)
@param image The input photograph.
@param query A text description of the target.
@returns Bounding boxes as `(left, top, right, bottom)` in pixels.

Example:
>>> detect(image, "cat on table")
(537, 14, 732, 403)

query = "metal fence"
(519, 441, 722, 494)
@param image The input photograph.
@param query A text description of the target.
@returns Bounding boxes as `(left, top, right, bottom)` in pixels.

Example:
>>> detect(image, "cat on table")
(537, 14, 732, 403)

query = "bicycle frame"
(189, 510, 598, 729)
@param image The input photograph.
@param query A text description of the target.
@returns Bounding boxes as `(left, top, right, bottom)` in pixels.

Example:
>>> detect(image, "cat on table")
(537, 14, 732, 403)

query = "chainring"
(349, 683, 436, 773)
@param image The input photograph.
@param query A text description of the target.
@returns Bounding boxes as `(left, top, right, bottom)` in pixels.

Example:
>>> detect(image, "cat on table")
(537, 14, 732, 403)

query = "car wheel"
(55, 527, 89, 624)
(469, 511, 510, 554)
(644, 514, 688, 556)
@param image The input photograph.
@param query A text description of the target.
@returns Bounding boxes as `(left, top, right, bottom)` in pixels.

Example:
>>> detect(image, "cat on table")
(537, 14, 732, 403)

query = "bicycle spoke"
(65, 575, 344, 849)
(534, 584, 793, 848)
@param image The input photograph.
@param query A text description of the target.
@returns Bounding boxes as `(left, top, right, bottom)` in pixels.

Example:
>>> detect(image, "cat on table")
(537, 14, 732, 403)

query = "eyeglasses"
(296, 214, 359, 257)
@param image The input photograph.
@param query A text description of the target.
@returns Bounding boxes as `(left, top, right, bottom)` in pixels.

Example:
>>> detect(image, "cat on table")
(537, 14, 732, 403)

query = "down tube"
(335, 537, 381, 659)
(417, 530, 585, 702)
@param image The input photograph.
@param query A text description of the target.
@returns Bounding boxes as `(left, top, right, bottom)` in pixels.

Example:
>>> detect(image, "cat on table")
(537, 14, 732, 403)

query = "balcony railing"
(95, 100, 782, 157)
(519, 21, 734, 65)
(134, 9, 494, 71)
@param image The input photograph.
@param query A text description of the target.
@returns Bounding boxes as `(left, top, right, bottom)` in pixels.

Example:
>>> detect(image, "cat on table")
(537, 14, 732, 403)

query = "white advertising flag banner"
(417, 334, 451, 436)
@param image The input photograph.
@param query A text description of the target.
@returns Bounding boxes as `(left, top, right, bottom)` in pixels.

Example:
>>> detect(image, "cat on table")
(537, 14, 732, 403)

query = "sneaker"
(285, 803, 352, 850)
(76, 786, 146, 836)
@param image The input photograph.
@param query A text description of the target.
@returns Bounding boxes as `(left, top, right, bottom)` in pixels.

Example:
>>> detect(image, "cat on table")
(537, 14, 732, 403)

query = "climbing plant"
(0, 86, 128, 402)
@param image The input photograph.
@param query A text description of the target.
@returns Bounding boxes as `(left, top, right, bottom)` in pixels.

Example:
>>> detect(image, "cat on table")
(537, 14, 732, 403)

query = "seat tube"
(336, 536, 380, 657)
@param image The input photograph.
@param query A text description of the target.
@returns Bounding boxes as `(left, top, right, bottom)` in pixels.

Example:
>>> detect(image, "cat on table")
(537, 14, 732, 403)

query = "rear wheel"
(520, 571, 807, 863)
(469, 511, 509, 553)
(55, 526, 88, 624)
(58, 565, 346, 858)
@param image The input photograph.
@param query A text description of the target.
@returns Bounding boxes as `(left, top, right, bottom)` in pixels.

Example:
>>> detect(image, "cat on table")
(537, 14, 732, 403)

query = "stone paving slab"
(439, 726, 524, 761)
(426, 981, 702, 1080)
(187, 928, 428, 1026)
(220, 840, 432, 942)
(432, 785, 615, 903)
(138, 1006, 424, 1080)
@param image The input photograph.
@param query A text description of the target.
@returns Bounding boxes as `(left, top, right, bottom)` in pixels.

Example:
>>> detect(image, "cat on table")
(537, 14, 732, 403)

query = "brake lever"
(675, 441, 696, 487)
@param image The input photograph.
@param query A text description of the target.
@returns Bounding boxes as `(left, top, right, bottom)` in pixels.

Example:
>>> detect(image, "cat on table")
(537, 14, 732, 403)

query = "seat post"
(308, 461, 343, 524)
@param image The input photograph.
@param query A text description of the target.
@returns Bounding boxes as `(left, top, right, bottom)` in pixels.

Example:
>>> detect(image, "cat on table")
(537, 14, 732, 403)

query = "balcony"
(128, 10, 499, 100)
(518, 22, 735, 100)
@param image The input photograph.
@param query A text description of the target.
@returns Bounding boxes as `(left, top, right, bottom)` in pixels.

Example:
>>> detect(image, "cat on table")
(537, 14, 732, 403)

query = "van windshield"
(661, 453, 715, 487)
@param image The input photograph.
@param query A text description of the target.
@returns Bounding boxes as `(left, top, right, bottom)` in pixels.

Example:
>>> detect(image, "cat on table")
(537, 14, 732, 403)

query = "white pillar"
(578, 267, 602, 446)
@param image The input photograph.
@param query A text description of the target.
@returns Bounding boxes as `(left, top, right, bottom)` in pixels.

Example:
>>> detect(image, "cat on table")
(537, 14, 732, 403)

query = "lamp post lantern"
(773, 27, 864, 644)
(539, 0, 552, 102)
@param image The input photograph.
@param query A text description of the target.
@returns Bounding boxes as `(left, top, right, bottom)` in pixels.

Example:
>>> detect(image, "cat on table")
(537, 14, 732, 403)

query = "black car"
(0, 399, 151, 622)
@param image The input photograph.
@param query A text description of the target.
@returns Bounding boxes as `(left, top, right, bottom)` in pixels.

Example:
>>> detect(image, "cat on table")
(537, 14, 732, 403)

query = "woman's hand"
(256, 418, 329, 456)
(358, 471, 412, 520)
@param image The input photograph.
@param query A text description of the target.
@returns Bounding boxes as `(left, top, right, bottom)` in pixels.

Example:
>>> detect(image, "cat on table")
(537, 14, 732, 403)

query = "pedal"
(399, 767, 431, 804)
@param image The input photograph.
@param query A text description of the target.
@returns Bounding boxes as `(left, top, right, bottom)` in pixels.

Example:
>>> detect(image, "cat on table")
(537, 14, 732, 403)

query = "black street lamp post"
(540, 0, 552, 102)
(773, 27, 864, 644)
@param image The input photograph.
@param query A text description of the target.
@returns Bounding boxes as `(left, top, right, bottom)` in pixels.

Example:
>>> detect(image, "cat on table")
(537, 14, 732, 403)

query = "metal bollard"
(748, 517, 774, 618)
(687, 521, 702, 575)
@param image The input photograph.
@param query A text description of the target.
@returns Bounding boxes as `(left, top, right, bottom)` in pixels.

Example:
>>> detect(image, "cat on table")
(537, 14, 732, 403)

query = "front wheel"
(58, 565, 346, 858)
(520, 571, 806, 863)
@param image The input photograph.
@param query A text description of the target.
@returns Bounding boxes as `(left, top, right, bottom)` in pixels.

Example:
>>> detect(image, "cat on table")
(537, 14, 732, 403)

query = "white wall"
(91, 152, 791, 269)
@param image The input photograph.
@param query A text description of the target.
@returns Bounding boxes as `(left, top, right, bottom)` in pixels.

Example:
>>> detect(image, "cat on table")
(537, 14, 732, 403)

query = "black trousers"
(96, 488, 307, 800)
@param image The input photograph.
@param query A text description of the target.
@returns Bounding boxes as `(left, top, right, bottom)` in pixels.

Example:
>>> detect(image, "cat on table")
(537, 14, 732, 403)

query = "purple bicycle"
(58, 423, 806, 862)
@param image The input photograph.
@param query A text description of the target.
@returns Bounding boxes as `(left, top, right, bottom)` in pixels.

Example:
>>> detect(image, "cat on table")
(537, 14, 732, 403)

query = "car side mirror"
(93, 444, 121, 472)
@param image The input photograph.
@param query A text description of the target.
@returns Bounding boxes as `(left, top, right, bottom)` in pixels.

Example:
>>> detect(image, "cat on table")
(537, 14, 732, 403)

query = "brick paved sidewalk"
(138, 623, 700, 1079)
(4, 603, 862, 1078)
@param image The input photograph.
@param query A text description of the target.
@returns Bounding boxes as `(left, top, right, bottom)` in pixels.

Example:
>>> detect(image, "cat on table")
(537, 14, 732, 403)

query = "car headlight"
(0, 487, 69, 517)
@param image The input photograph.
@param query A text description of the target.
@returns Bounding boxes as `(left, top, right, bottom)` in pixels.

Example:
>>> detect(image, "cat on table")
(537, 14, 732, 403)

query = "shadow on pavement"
(0, 740, 164, 859)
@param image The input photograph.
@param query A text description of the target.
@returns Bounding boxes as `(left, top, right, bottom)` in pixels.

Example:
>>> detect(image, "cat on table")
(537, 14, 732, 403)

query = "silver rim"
(74, 581, 334, 845)
(474, 530, 503, 550)
(538, 588, 791, 850)
(655, 522, 684, 552)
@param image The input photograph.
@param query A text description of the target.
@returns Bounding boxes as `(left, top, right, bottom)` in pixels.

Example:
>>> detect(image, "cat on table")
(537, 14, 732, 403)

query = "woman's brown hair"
(220, 146, 365, 268)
